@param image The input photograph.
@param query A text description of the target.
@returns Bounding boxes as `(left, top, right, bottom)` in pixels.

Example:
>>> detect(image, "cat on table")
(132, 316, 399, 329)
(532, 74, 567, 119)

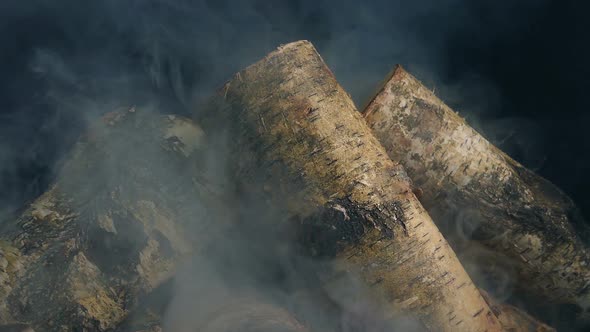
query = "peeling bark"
(198, 41, 502, 332)
(0, 108, 217, 331)
(363, 65, 590, 314)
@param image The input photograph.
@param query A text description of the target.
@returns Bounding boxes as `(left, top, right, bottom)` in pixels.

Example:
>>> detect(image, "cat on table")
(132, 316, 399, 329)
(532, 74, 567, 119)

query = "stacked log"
(0, 108, 212, 331)
(197, 40, 502, 332)
(363, 65, 590, 315)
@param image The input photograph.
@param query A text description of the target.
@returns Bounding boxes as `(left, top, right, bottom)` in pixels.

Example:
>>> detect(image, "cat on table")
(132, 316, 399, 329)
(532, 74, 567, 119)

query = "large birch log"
(0, 108, 217, 331)
(120, 284, 309, 332)
(362, 65, 590, 313)
(197, 40, 502, 332)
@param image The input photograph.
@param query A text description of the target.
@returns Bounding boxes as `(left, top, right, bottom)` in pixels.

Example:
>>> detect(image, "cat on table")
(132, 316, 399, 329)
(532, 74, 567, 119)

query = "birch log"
(362, 65, 590, 313)
(122, 288, 309, 332)
(197, 41, 502, 332)
(0, 108, 217, 331)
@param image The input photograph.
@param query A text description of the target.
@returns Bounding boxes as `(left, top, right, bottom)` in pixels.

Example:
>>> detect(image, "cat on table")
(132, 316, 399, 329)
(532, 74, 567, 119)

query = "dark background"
(1, 0, 588, 222)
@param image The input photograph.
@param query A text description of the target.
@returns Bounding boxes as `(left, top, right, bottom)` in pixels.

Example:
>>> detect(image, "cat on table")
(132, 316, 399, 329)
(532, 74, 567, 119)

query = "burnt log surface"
(0, 108, 215, 331)
(198, 40, 502, 332)
(363, 65, 590, 320)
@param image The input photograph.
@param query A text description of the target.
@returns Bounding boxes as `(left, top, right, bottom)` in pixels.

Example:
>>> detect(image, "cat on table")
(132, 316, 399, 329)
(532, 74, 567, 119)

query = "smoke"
(0, 0, 564, 218)
(0, 0, 561, 218)
(0, 0, 588, 331)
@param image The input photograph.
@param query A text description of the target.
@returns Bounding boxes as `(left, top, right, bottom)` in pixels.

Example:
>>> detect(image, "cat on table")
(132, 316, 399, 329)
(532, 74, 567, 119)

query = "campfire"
(1, 40, 584, 332)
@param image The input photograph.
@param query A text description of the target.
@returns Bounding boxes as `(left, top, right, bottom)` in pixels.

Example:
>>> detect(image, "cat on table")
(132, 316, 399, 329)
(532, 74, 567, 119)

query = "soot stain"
(296, 198, 407, 258)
